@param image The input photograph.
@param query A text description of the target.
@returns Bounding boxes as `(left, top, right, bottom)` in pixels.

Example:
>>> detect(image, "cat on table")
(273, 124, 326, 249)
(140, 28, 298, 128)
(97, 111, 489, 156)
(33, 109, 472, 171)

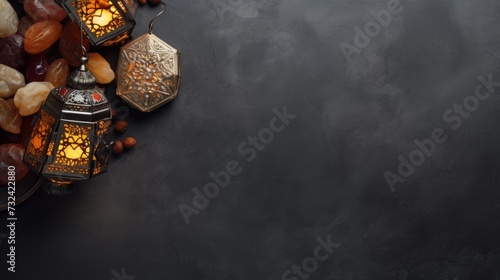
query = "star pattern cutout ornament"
(116, 31, 180, 112)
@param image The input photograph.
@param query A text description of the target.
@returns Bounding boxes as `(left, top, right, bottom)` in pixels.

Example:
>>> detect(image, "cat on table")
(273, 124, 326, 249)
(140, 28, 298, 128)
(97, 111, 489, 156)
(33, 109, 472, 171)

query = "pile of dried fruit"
(0, 0, 140, 184)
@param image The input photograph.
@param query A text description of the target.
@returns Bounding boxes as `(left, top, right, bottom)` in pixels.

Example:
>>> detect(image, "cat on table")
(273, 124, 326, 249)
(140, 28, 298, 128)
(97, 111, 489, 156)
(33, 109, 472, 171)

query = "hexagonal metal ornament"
(116, 33, 180, 112)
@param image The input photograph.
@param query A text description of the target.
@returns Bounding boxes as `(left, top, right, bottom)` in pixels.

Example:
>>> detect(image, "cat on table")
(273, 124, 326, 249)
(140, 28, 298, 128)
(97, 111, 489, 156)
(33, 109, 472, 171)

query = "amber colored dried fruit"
(59, 21, 90, 67)
(44, 58, 69, 87)
(123, 137, 136, 149)
(0, 98, 22, 134)
(87, 53, 115, 84)
(114, 120, 128, 133)
(14, 81, 54, 116)
(24, 21, 62, 54)
(113, 140, 124, 154)
(0, 143, 29, 184)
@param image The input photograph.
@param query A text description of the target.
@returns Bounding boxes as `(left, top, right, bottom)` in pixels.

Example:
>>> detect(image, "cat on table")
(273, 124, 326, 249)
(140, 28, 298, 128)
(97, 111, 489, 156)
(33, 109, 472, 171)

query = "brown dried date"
(0, 143, 29, 185)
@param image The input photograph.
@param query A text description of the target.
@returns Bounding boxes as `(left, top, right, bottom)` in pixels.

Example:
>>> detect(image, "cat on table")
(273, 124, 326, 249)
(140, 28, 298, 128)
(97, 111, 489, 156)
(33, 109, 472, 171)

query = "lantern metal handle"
(149, 2, 167, 35)
(73, 46, 88, 60)
(73, 0, 88, 62)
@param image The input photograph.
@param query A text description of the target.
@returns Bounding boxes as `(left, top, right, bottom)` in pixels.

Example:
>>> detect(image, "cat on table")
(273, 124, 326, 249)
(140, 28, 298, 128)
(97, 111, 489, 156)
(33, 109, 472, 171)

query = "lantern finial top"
(67, 55, 96, 90)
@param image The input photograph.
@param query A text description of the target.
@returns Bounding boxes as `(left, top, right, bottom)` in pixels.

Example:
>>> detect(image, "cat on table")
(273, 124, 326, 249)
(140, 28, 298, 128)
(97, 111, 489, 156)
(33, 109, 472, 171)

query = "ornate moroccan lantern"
(116, 2, 180, 112)
(63, 0, 137, 46)
(23, 55, 113, 195)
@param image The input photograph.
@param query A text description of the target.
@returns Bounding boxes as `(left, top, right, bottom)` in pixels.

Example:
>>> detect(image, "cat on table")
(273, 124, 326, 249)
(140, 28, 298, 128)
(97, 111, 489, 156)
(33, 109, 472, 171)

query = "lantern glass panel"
(26, 110, 55, 159)
(77, 0, 125, 38)
(24, 110, 57, 172)
(64, 0, 136, 46)
(55, 124, 92, 166)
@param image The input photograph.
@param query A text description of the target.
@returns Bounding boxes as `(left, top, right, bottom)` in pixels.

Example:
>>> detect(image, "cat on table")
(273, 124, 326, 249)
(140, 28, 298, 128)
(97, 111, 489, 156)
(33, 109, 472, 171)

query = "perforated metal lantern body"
(116, 33, 180, 112)
(63, 0, 137, 46)
(23, 59, 112, 195)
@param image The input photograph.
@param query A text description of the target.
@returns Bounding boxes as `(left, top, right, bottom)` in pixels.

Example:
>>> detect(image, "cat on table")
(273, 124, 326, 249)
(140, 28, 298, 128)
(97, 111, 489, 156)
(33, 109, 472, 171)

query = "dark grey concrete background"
(2, 0, 500, 279)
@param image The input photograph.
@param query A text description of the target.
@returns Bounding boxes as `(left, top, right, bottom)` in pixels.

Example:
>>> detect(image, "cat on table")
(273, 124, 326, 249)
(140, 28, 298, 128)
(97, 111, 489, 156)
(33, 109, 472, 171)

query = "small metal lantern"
(23, 56, 113, 195)
(116, 3, 180, 112)
(63, 0, 137, 46)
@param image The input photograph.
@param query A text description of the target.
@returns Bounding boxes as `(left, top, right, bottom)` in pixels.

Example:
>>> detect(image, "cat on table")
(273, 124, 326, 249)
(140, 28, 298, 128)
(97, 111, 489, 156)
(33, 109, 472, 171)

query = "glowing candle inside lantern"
(92, 9, 113, 27)
(64, 0, 137, 45)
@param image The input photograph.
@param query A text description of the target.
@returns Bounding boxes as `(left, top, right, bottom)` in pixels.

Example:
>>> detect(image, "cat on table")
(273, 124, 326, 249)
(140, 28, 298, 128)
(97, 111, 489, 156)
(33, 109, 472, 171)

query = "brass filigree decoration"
(116, 33, 180, 112)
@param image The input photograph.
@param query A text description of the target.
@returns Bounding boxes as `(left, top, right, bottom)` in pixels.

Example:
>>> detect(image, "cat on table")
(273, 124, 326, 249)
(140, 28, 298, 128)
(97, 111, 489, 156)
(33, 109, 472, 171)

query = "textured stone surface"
(0, 34, 26, 71)
(0, 64, 25, 98)
(87, 52, 115, 84)
(0, 98, 22, 134)
(25, 54, 49, 82)
(10, 1, 500, 280)
(23, 0, 67, 22)
(13, 81, 54, 116)
(59, 21, 91, 67)
(44, 58, 69, 87)
(0, 0, 18, 38)
(24, 21, 62, 54)
(0, 143, 29, 184)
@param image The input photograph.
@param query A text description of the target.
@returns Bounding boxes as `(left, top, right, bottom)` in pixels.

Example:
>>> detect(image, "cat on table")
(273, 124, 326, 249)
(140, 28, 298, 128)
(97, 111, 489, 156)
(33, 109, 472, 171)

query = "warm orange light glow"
(62, 144, 86, 159)
(92, 9, 113, 27)
(26, 110, 55, 159)
(30, 134, 43, 150)
(55, 124, 91, 166)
